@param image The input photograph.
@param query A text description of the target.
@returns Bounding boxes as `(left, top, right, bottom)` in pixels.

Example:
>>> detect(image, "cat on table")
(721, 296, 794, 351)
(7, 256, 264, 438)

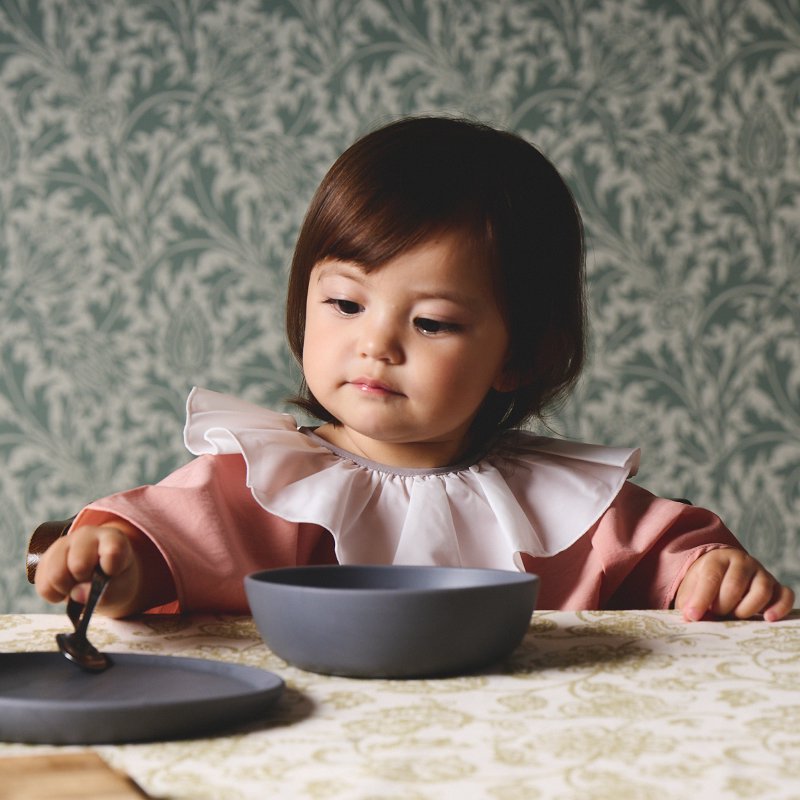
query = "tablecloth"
(1, 610, 798, 799)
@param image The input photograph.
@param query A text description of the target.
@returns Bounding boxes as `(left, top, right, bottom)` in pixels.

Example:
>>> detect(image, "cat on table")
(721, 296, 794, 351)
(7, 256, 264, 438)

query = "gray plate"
(0, 652, 284, 744)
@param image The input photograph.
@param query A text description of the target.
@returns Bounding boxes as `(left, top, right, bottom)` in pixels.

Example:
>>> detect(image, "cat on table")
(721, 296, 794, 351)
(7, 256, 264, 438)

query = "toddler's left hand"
(675, 548, 794, 622)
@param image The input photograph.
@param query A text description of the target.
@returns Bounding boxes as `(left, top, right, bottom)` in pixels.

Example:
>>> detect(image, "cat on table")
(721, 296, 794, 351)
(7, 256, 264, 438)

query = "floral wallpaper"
(1, 0, 797, 613)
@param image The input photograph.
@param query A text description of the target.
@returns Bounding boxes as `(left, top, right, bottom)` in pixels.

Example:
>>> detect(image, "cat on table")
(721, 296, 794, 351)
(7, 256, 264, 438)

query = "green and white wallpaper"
(1, 1, 797, 613)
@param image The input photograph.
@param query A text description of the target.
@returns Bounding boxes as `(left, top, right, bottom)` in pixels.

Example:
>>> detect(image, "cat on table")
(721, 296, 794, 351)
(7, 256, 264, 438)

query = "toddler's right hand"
(34, 523, 141, 617)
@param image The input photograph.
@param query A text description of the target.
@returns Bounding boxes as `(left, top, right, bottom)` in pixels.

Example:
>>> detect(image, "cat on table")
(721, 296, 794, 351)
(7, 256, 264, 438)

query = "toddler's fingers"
(680, 575, 719, 622)
(64, 530, 106, 584)
(64, 525, 131, 580)
(729, 569, 778, 619)
(678, 550, 793, 623)
(33, 537, 76, 603)
(763, 584, 795, 623)
(34, 524, 133, 605)
(64, 527, 133, 605)
(66, 579, 93, 606)
(680, 551, 748, 620)
(711, 556, 760, 617)
(95, 526, 135, 576)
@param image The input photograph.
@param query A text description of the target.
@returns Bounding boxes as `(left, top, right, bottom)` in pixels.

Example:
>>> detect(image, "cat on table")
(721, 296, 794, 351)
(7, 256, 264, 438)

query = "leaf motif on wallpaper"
(0, 486, 31, 610)
(1, 212, 97, 332)
(165, 301, 213, 374)
(77, 94, 119, 139)
(624, 134, 702, 205)
(652, 290, 698, 333)
(580, 14, 666, 99)
(737, 101, 788, 176)
(736, 491, 788, 567)
(0, 107, 19, 174)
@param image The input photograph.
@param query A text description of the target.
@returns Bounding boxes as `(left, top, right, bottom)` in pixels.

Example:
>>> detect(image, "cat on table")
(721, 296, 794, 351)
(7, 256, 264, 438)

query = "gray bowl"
(244, 565, 538, 678)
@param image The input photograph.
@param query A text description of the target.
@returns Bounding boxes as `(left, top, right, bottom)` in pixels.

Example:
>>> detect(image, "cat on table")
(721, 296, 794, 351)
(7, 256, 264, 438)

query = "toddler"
(34, 117, 794, 622)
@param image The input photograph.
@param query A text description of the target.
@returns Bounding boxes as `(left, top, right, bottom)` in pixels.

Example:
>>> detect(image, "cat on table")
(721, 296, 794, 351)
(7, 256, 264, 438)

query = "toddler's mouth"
(349, 377, 403, 396)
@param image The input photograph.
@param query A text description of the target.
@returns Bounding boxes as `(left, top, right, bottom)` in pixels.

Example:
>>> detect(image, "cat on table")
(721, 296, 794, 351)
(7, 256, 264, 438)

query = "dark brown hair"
(286, 116, 586, 443)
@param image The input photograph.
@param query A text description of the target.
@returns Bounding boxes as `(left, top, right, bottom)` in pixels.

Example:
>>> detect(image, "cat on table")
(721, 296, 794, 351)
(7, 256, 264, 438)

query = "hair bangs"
(308, 145, 496, 272)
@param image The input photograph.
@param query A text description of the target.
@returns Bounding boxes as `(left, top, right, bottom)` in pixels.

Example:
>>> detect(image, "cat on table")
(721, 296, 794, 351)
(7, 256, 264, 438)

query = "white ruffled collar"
(300, 427, 494, 476)
(183, 387, 640, 571)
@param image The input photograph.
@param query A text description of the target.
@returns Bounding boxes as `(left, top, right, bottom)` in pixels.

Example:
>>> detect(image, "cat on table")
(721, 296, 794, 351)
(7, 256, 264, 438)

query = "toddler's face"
(302, 232, 510, 467)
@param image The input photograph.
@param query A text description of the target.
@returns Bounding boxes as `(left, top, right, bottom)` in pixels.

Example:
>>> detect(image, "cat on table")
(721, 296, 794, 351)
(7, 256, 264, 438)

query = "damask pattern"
(2, 611, 799, 797)
(0, 1, 797, 612)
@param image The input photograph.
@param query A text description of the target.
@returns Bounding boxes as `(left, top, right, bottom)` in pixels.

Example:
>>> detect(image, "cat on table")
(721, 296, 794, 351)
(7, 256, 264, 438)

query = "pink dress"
(72, 388, 742, 613)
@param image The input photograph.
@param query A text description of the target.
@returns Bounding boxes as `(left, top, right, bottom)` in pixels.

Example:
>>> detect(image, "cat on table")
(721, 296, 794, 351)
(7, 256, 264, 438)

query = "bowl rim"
(245, 564, 539, 596)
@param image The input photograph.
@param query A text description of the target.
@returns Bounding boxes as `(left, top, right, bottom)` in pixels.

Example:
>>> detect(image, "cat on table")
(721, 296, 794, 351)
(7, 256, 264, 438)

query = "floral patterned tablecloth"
(1, 610, 799, 799)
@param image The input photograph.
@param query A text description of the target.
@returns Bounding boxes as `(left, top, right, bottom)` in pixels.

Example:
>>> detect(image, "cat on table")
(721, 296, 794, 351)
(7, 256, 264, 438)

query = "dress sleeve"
(598, 483, 743, 609)
(522, 481, 743, 610)
(70, 454, 335, 613)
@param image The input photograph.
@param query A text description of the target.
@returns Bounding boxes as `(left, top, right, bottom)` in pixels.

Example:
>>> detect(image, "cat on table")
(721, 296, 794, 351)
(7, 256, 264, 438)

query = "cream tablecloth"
(1, 610, 799, 799)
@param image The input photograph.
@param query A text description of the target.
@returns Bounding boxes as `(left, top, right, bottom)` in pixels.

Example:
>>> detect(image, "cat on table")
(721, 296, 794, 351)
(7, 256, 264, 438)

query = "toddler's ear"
(492, 367, 525, 393)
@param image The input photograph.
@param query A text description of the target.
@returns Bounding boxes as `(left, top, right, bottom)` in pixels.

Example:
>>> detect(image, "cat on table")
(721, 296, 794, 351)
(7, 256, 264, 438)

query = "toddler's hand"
(675, 548, 794, 622)
(34, 523, 141, 617)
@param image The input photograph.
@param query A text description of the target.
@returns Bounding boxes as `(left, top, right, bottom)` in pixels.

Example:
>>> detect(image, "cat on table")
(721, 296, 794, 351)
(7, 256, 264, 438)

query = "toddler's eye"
(325, 298, 362, 316)
(414, 317, 460, 335)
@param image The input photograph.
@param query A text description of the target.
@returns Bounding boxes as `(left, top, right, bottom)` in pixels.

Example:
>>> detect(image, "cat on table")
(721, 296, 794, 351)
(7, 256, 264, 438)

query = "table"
(1, 610, 799, 799)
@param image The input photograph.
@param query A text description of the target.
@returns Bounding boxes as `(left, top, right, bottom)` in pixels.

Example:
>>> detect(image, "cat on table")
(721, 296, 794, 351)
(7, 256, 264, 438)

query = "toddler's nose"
(359, 320, 403, 363)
